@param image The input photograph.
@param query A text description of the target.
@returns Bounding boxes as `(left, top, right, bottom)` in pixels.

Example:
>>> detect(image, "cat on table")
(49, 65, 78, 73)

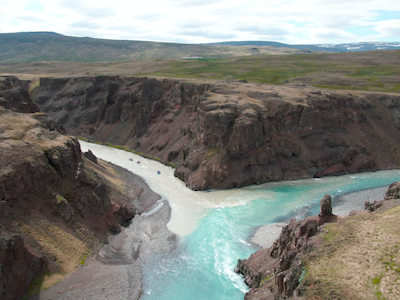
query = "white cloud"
(375, 20, 400, 37)
(308, 27, 358, 41)
(0, 0, 399, 44)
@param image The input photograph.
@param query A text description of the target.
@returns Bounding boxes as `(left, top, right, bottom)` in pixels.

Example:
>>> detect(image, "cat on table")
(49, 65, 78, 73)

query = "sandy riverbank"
(30, 162, 177, 300)
(250, 185, 390, 249)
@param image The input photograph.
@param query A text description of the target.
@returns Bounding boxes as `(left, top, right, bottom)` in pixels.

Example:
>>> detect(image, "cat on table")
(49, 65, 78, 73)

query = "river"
(80, 141, 400, 300)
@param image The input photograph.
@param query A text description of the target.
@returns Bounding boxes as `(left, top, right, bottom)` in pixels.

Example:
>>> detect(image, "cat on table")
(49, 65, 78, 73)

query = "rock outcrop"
(365, 181, 400, 211)
(235, 194, 338, 299)
(236, 184, 400, 299)
(0, 76, 40, 113)
(383, 181, 400, 201)
(32, 76, 400, 190)
(319, 194, 333, 217)
(0, 235, 47, 300)
(0, 80, 140, 299)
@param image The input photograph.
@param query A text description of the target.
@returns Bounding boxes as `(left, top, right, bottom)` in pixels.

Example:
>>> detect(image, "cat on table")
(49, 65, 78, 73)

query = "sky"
(0, 0, 399, 45)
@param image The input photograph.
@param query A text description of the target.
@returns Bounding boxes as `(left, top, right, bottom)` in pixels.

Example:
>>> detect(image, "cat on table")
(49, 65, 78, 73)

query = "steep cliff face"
(0, 81, 138, 299)
(0, 235, 47, 300)
(32, 76, 400, 190)
(0, 76, 39, 113)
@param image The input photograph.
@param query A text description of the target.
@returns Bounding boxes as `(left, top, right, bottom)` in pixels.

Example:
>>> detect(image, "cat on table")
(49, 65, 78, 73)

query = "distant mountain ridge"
(0, 31, 399, 63)
(205, 41, 341, 52)
(207, 41, 400, 52)
(317, 41, 400, 51)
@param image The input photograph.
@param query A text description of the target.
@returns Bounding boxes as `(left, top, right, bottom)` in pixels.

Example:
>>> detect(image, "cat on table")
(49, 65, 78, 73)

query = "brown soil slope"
(0, 79, 144, 299)
(32, 76, 400, 190)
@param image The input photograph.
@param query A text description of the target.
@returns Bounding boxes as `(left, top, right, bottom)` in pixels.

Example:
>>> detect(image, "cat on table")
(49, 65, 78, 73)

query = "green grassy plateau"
(1, 49, 399, 93)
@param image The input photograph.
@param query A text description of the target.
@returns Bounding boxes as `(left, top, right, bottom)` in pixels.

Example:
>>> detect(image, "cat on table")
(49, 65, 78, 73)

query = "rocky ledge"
(32, 76, 400, 190)
(235, 184, 400, 300)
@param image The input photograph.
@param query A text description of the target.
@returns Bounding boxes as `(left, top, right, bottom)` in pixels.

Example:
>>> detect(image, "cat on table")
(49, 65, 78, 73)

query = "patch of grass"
(169, 163, 178, 169)
(302, 206, 400, 300)
(29, 112, 47, 117)
(349, 67, 400, 77)
(260, 275, 271, 285)
(56, 194, 67, 204)
(10, 133, 25, 140)
(18, 219, 90, 274)
(372, 277, 381, 285)
(79, 254, 87, 265)
(149, 56, 320, 84)
(28, 79, 40, 92)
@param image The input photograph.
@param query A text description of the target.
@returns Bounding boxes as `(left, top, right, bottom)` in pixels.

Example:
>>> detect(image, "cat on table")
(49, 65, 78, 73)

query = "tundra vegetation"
(1, 50, 399, 93)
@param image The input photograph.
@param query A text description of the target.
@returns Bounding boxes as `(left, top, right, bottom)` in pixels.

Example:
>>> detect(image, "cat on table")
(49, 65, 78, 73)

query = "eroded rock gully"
(32, 76, 400, 190)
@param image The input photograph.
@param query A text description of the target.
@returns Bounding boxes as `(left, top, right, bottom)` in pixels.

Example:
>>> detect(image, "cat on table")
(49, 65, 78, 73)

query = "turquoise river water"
(80, 141, 400, 300)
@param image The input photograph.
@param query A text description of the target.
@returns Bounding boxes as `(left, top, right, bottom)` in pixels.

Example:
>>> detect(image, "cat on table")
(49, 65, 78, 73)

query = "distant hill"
(0, 32, 211, 62)
(0, 32, 303, 62)
(206, 41, 343, 52)
(0, 32, 398, 63)
(208, 41, 400, 52)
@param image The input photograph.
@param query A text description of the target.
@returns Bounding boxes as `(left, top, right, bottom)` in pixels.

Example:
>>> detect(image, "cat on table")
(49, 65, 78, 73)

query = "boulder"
(319, 194, 333, 217)
(83, 150, 98, 164)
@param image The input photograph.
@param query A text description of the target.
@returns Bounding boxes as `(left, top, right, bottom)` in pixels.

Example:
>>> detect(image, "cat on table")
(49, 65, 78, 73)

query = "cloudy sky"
(0, 0, 399, 44)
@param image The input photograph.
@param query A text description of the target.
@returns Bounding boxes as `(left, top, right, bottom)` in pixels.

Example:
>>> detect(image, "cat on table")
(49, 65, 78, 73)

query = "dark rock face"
(83, 150, 98, 164)
(383, 181, 400, 200)
(0, 76, 40, 113)
(32, 76, 400, 190)
(0, 235, 47, 300)
(0, 82, 137, 299)
(236, 194, 338, 299)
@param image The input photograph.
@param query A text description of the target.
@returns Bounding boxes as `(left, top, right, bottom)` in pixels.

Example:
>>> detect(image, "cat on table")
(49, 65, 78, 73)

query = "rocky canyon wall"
(32, 76, 400, 190)
(0, 77, 137, 299)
